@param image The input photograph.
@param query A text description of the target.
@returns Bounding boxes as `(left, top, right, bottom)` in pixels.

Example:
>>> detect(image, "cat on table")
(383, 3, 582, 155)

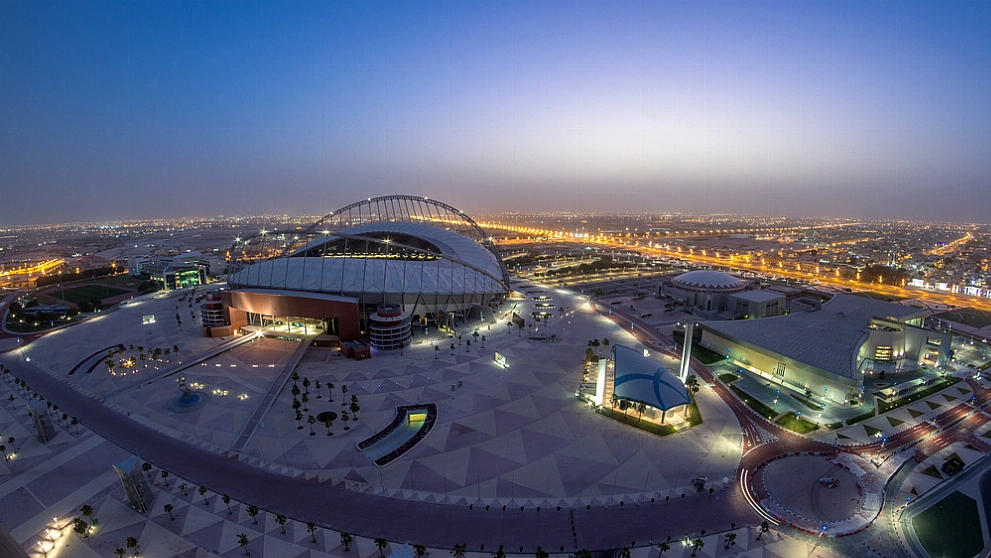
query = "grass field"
(52, 284, 129, 306)
(935, 307, 991, 329)
(775, 411, 819, 434)
(717, 373, 739, 383)
(912, 491, 984, 558)
(729, 384, 777, 420)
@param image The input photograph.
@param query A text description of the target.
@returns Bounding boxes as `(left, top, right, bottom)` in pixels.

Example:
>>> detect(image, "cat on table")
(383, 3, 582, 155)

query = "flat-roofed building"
(699, 294, 950, 404)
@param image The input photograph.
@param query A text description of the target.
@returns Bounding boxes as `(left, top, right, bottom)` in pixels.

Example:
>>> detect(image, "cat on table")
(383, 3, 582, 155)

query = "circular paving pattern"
(763, 454, 864, 523)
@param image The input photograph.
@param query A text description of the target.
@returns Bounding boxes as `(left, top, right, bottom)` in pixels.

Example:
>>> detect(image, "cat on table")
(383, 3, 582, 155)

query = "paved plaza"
(7, 284, 743, 505)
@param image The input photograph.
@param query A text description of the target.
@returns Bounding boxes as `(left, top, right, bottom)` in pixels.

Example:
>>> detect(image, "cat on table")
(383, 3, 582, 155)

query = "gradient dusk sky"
(2, 1, 990, 225)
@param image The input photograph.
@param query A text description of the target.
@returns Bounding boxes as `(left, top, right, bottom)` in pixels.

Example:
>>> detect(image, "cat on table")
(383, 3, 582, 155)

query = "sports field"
(52, 284, 129, 306)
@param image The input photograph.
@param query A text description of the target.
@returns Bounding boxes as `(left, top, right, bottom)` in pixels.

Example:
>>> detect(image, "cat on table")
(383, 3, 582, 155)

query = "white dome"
(672, 270, 745, 291)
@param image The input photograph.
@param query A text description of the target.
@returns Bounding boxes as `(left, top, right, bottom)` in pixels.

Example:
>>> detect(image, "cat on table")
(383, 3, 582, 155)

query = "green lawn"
(846, 409, 876, 425)
(729, 385, 777, 420)
(51, 284, 129, 306)
(717, 373, 739, 384)
(907, 408, 925, 419)
(920, 465, 943, 479)
(912, 491, 984, 558)
(596, 406, 677, 437)
(775, 412, 820, 434)
(864, 424, 882, 437)
(887, 416, 904, 428)
(877, 377, 962, 414)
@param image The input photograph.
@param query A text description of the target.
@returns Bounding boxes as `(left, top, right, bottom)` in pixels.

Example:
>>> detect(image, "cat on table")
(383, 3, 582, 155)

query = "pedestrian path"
(230, 335, 313, 452)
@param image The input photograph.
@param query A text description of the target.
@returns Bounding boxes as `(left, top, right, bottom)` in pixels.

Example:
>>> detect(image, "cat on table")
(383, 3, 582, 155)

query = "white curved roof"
(338, 222, 503, 280)
(229, 222, 507, 298)
(672, 270, 745, 290)
(613, 345, 691, 411)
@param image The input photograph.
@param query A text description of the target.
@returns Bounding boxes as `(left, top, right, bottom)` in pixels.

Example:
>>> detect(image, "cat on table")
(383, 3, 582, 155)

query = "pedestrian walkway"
(230, 335, 313, 452)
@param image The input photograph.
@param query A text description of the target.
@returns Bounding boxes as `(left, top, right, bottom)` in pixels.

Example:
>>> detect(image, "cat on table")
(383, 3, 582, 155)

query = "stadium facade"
(209, 196, 510, 350)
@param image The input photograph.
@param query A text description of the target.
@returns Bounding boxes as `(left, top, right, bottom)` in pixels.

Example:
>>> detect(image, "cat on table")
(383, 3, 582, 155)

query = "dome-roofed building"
(211, 196, 510, 350)
(662, 269, 748, 317)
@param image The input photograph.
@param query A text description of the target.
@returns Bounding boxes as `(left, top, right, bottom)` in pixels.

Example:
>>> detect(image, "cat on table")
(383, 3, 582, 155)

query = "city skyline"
(2, 0, 991, 225)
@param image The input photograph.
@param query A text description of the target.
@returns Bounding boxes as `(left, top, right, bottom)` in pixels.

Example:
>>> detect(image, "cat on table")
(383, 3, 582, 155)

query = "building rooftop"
(672, 270, 746, 291)
(613, 345, 691, 410)
(701, 294, 926, 379)
(730, 290, 785, 303)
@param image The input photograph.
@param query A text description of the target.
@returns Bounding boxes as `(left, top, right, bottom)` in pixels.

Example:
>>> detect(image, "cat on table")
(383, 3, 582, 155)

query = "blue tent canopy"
(613, 345, 691, 410)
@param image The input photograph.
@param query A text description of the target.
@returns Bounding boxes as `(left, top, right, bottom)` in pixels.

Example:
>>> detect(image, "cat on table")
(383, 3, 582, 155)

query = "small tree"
(164, 503, 175, 521)
(198, 486, 209, 505)
(275, 514, 288, 534)
(160, 470, 170, 486)
(115, 547, 126, 558)
(341, 410, 350, 430)
(307, 522, 318, 544)
(126, 535, 140, 557)
(536, 548, 549, 558)
(307, 415, 317, 436)
(142, 462, 153, 479)
(615, 547, 630, 558)
(327, 382, 335, 402)
(341, 532, 354, 552)
(238, 533, 251, 556)
(756, 520, 770, 540)
(656, 543, 670, 556)
(222, 494, 233, 515)
(376, 537, 389, 557)
(451, 543, 466, 558)
(724, 532, 736, 549)
(414, 543, 427, 558)
(690, 538, 704, 557)
(247, 505, 260, 524)
(178, 483, 189, 496)
(80, 504, 95, 523)
(315, 380, 322, 398)
(73, 518, 89, 538)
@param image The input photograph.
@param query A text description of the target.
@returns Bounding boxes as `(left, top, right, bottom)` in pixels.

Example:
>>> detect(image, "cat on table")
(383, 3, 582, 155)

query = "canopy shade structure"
(613, 345, 691, 410)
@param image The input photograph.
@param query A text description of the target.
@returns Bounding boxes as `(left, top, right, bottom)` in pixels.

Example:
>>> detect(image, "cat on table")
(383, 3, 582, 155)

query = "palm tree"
(350, 401, 360, 421)
(616, 547, 631, 558)
(291, 371, 300, 385)
(164, 503, 175, 521)
(481, 335, 486, 348)
(126, 535, 140, 557)
(247, 505, 260, 524)
(435, 346, 440, 359)
(573, 550, 591, 558)
(690, 538, 704, 557)
(340, 532, 354, 551)
(178, 483, 189, 496)
(414, 544, 427, 558)
(656, 542, 670, 555)
(315, 380, 322, 398)
(327, 382, 335, 402)
(222, 494, 233, 515)
(0, 444, 6, 461)
(114, 547, 126, 558)
(198, 486, 209, 505)
(341, 384, 348, 406)
(308, 415, 317, 436)
(341, 410, 350, 430)
(756, 520, 770, 540)
(295, 410, 304, 430)
(73, 518, 89, 538)
(724, 532, 737, 549)
(160, 470, 170, 486)
(636, 400, 647, 422)
(450, 543, 466, 558)
(80, 504, 95, 523)
(275, 514, 288, 534)
(142, 462, 153, 479)
(536, 548, 549, 558)
(238, 533, 251, 555)
(375, 538, 389, 557)
(70, 416, 80, 433)
(306, 522, 318, 543)
(450, 343, 455, 356)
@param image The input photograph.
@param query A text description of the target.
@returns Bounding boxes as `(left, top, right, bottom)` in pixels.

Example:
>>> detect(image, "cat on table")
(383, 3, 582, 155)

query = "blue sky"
(2, 0, 990, 225)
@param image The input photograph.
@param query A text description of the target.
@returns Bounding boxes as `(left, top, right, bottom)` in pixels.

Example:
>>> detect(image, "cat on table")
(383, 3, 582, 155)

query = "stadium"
(213, 196, 511, 349)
